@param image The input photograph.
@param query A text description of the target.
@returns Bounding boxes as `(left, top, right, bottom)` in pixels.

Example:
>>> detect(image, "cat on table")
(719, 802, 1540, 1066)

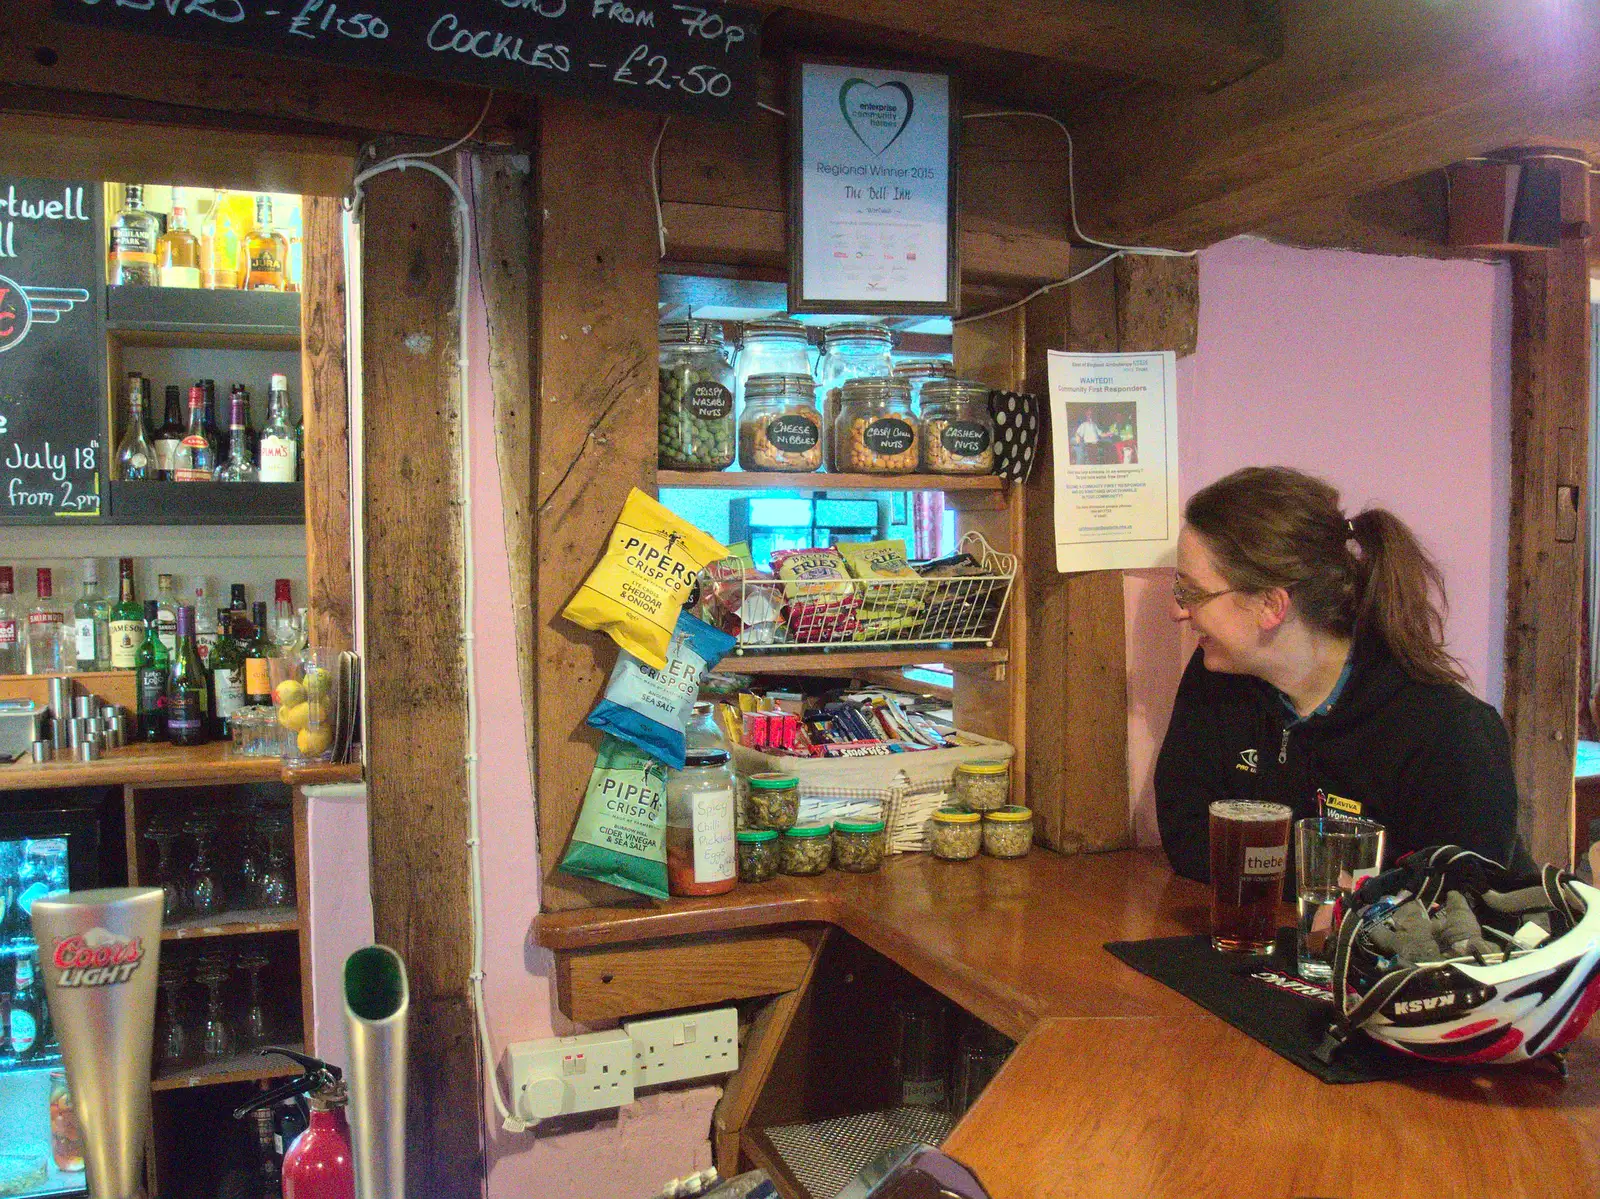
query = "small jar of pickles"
(736, 829, 780, 883)
(952, 760, 1011, 812)
(832, 819, 886, 873)
(930, 807, 982, 861)
(780, 824, 833, 876)
(982, 806, 1034, 859)
(743, 772, 799, 831)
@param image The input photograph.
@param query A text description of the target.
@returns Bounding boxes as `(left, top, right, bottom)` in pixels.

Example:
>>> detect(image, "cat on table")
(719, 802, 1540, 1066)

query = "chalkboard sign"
(0, 176, 105, 525)
(53, 0, 763, 122)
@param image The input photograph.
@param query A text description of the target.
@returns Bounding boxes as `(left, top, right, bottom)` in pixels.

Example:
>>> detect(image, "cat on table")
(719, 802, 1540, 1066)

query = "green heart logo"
(839, 78, 915, 156)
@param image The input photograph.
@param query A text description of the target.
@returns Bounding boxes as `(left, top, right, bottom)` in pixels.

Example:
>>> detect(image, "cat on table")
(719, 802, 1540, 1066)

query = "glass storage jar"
(892, 358, 955, 416)
(920, 379, 997, 474)
(832, 819, 886, 872)
(736, 829, 780, 883)
(780, 824, 833, 876)
(739, 374, 822, 473)
(817, 323, 894, 469)
(743, 771, 799, 830)
(930, 807, 982, 861)
(665, 748, 737, 895)
(982, 806, 1034, 859)
(834, 378, 919, 474)
(735, 318, 812, 421)
(659, 320, 735, 471)
(951, 759, 1011, 812)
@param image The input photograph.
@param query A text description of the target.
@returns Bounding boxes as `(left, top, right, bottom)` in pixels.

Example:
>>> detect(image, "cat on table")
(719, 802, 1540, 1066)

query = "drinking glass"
(156, 959, 191, 1068)
(1208, 801, 1292, 954)
(1294, 817, 1386, 981)
(195, 954, 233, 1061)
(237, 949, 271, 1047)
(184, 811, 223, 919)
(257, 810, 295, 909)
(950, 1019, 1013, 1117)
(143, 819, 185, 923)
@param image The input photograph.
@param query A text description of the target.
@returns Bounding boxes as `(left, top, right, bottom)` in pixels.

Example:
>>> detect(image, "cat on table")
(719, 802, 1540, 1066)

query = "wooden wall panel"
(534, 102, 663, 911)
(359, 154, 481, 1195)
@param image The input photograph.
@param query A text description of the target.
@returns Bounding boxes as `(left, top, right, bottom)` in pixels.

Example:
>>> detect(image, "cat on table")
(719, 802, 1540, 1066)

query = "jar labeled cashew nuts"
(834, 377, 919, 474)
(920, 379, 996, 475)
(739, 374, 822, 472)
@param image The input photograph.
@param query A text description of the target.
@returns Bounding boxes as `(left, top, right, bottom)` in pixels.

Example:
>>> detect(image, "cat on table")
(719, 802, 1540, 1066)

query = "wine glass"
(237, 949, 271, 1048)
(238, 797, 266, 909)
(143, 819, 185, 923)
(183, 811, 223, 919)
(257, 810, 295, 910)
(194, 953, 233, 1062)
(156, 959, 191, 1068)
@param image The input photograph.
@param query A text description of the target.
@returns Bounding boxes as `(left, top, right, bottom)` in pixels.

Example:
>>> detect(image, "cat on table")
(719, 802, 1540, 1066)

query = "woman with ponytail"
(1155, 466, 1519, 884)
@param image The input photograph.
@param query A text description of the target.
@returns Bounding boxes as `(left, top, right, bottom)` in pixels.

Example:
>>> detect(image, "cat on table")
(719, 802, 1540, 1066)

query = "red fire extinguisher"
(235, 1048, 355, 1199)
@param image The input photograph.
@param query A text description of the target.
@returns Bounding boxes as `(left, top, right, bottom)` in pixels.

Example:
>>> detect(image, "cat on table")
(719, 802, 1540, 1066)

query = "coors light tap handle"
(31, 887, 163, 1199)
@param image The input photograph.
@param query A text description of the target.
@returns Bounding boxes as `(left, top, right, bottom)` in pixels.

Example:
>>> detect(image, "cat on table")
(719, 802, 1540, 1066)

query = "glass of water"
(1294, 817, 1385, 981)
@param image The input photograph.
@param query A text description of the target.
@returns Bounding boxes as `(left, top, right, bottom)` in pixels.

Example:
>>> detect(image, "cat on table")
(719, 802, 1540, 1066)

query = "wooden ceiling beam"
(764, 0, 1280, 90)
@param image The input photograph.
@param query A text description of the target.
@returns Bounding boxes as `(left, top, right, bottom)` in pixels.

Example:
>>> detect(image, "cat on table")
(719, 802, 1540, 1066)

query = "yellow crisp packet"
(838, 539, 920, 583)
(562, 488, 728, 669)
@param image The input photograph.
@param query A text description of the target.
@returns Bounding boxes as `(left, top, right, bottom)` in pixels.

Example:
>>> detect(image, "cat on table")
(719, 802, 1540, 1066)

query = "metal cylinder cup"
(30, 887, 162, 1199)
(344, 945, 409, 1199)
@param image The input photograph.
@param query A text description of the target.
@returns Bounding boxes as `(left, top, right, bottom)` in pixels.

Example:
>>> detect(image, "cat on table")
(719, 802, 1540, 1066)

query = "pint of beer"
(1208, 802, 1292, 953)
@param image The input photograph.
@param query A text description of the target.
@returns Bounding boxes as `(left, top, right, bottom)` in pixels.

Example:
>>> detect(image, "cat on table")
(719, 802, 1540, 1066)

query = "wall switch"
(625, 1006, 739, 1089)
(507, 1029, 636, 1121)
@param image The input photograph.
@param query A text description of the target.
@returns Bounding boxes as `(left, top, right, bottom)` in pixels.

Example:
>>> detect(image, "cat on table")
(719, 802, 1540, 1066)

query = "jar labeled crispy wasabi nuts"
(832, 819, 886, 873)
(952, 760, 1011, 812)
(736, 828, 780, 883)
(931, 807, 982, 861)
(658, 319, 735, 470)
(780, 824, 833, 876)
(743, 772, 799, 831)
(982, 806, 1034, 859)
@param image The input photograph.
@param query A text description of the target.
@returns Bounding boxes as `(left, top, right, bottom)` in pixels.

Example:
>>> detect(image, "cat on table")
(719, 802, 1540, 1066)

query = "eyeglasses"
(1172, 577, 1239, 611)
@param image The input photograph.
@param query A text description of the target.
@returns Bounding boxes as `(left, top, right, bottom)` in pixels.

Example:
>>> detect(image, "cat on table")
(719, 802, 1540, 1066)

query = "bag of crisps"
(562, 488, 729, 669)
(838, 538, 924, 638)
(558, 736, 670, 899)
(771, 547, 860, 643)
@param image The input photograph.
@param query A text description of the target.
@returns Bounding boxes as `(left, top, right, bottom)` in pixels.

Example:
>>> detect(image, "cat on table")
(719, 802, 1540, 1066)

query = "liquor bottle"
(245, 600, 275, 708)
(295, 416, 305, 481)
(200, 190, 242, 290)
(153, 386, 184, 481)
(9, 952, 39, 1061)
(108, 184, 160, 287)
(240, 195, 290, 291)
(27, 569, 66, 675)
(0, 567, 21, 676)
(271, 579, 296, 649)
(72, 559, 111, 672)
(210, 607, 247, 738)
(138, 372, 156, 440)
(156, 203, 201, 288)
(155, 574, 178, 655)
(214, 391, 258, 483)
(260, 375, 298, 484)
(240, 386, 259, 462)
(194, 588, 217, 669)
(116, 375, 156, 482)
(202, 379, 226, 461)
(172, 384, 217, 482)
(0, 880, 28, 947)
(109, 558, 143, 671)
(167, 605, 210, 746)
(136, 600, 169, 742)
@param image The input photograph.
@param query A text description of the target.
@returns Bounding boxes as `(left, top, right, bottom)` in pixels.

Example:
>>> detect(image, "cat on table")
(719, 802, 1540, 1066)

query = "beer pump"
(30, 887, 163, 1199)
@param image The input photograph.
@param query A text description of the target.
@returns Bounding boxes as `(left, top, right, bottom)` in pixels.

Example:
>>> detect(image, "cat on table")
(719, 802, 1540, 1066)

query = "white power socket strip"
(507, 1029, 635, 1121)
(626, 1007, 739, 1089)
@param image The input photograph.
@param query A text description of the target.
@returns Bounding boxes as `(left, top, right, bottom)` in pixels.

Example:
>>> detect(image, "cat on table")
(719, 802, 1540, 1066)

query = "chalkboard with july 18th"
(51, 0, 762, 122)
(0, 176, 105, 525)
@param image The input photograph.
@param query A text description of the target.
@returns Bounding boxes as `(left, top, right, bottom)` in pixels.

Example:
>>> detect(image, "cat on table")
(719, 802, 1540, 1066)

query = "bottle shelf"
(658, 470, 1005, 493)
(152, 1040, 304, 1091)
(161, 907, 299, 941)
(107, 480, 304, 526)
(106, 286, 300, 340)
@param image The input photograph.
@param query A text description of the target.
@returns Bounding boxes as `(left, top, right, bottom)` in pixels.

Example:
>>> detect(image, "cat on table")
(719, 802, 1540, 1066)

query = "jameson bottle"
(167, 605, 209, 746)
(136, 601, 169, 742)
(108, 558, 144, 671)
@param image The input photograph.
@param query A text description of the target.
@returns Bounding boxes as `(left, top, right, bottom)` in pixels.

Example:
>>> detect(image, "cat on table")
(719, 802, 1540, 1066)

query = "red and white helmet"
(1326, 846, 1600, 1065)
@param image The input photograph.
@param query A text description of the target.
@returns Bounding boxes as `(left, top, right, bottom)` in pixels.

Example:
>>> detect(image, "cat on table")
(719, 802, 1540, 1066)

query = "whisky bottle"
(200, 191, 242, 290)
(136, 601, 169, 741)
(109, 558, 144, 671)
(156, 203, 202, 288)
(108, 184, 160, 287)
(240, 195, 290, 291)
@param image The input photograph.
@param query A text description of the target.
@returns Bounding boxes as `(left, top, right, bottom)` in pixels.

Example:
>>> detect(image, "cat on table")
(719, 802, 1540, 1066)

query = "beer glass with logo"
(1208, 801, 1292, 953)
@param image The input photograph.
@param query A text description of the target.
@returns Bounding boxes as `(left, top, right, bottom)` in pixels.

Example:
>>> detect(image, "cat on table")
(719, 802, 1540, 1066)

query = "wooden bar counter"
(0, 740, 363, 791)
(535, 849, 1600, 1198)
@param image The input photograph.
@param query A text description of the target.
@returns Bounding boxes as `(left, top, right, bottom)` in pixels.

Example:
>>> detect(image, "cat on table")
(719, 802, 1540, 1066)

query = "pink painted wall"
(306, 782, 375, 1071)
(1126, 237, 1513, 844)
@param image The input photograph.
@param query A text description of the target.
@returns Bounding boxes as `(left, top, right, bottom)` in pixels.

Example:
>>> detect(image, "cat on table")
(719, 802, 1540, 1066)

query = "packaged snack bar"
(587, 611, 736, 769)
(562, 488, 728, 668)
(771, 547, 860, 643)
(838, 539, 924, 638)
(558, 736, 671, 899)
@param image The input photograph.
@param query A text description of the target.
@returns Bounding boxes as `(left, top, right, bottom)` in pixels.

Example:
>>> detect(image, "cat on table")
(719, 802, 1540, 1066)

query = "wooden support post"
(1505, 219, 1591, 868)
(360, 152, 482, 1195)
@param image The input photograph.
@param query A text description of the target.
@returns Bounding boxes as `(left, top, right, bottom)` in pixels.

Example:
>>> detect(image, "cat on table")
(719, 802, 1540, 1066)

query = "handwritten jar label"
(687, 381, 734, 421)
(766, 414, 819, 452)
(940, 421, 992, 457)
(863, 417, 915, 456)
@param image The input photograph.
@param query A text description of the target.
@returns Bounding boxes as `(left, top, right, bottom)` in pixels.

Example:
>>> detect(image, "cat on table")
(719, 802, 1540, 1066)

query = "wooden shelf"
(162, 907, 298, 941)
(723, 646, 1006, 675)
(152, 1041, 304, 1091)
(108, 480, 305, 526)
(0, 740, 284, 791)
(658, 470, 1004, 492)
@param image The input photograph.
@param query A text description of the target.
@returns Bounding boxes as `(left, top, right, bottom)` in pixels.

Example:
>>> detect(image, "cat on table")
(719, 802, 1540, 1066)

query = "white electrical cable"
(652, 116, 672, 259)
(349, 151, 527, 1134)
(951, 248, 1122, 326)
(406, 90, 496, 160)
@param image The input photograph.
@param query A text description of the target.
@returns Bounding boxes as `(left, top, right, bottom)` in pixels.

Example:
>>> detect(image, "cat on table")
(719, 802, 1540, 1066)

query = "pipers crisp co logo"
(839, 78, 914, 156)
(52, 928, 146, 987)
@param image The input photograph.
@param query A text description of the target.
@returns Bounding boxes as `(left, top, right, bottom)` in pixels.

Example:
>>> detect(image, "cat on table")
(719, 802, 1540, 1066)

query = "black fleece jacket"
(1154, 636, 1520, 884)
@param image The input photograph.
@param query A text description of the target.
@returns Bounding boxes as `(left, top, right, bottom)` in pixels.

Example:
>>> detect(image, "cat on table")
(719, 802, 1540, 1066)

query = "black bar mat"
(1104, 929, 1450, 1084)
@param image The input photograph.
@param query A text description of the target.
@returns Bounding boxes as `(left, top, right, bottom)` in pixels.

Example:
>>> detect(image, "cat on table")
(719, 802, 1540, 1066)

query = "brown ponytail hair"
(1184, 467, 1465, 686)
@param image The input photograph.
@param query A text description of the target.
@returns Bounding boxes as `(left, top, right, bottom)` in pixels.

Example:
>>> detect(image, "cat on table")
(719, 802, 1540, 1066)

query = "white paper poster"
(1047, 350, 1180, 572)
(796, 61, 951, 307)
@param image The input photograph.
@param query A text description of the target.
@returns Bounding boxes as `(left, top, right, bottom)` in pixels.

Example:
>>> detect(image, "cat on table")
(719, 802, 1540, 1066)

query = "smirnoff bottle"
(0, 568, 22, 675)
(27, 569, 66, 675)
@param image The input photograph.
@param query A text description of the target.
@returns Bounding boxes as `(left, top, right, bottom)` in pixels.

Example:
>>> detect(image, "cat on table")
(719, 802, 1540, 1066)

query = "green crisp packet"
(558, 735, 670, 899)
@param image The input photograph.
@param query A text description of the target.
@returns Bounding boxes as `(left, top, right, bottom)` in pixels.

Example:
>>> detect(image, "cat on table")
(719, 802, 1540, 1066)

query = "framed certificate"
(787, 55, 960, 315)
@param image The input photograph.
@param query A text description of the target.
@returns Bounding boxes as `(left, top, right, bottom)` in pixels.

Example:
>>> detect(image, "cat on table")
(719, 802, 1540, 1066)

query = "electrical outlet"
(625, 1006, 739, 1088)
(507, 1029, 636, 1121)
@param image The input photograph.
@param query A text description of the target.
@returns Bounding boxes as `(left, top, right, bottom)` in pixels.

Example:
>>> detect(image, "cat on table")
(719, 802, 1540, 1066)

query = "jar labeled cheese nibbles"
(835, 377, 919, 474)
(832, 819, 886, 873)
(931, 807, 982, 861)
(780, 824, 833, 876)
(952, 760, 1010, 812)
(920, 379, 996, 475)
(983, 806, 1034, 859)
(737, 828, 780, 883)
(743, 772, 799, 831)
(659, 320, 735, 471)
(739, 375, 822, 473)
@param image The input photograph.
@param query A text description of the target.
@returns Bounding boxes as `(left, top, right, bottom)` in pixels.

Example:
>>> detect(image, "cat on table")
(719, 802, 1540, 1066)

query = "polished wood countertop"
(0, 741, 363, 791)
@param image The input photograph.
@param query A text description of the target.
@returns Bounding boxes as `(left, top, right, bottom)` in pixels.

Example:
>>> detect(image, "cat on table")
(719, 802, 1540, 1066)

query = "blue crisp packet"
(587, 611, 736, 768)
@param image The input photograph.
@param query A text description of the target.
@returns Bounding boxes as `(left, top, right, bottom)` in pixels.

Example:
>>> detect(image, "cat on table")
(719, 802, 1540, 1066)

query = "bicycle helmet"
(1322, 845, 1600, 1065)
